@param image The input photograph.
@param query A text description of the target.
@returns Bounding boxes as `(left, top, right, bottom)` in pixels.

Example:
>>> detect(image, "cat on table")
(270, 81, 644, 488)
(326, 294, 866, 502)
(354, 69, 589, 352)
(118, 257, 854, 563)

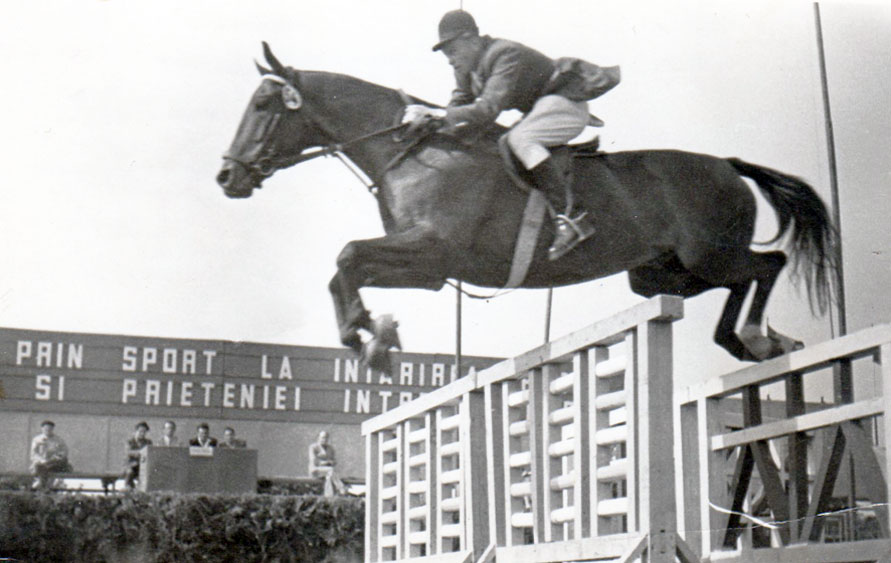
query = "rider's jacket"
(443, 36, 620, 129)
(444, 36, 554, 127)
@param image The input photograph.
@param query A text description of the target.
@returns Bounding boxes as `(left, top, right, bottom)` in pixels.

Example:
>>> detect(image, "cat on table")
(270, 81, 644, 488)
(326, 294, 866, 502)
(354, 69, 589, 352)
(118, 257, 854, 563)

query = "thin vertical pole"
(544, 288, 553, 343)
(456, 281, 463, 377)
(814, 2, 852, 403)
(814, 2, 847, 337)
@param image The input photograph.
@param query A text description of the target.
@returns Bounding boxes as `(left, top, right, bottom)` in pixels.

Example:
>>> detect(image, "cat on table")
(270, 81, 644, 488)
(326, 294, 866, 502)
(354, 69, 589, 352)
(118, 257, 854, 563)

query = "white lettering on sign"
(121, 346, 217, 374)
(260, 355, 294, 380)
(223, 383, 236, 408)
(17, 340, 83, 369)
(181, 382, 193, 406)
(122, 379, 137, 403)
(115, 379, 301, 410)
(34, 374, 66, 401)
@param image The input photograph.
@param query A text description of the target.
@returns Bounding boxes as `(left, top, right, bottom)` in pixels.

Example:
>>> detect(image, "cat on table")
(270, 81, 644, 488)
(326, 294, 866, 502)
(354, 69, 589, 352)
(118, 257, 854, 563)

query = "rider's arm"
(443, 46, 521, 127)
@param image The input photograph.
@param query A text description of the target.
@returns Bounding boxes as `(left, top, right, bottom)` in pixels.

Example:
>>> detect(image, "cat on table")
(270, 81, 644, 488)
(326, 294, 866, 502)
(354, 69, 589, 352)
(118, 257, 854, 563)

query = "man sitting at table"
(309, 430, 346, 496)
(218, 426, 246, 448)
(30, 420, 72, 491)
(160, 420, 180, 446)
(188, 422, 217, 447)
(124, 421, 152, 490)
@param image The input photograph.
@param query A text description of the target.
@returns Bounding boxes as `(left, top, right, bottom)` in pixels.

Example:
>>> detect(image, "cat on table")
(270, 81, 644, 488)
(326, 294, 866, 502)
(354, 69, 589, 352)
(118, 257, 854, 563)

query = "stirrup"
(548, 213, 595, 261)
(557, 212, 595, 239)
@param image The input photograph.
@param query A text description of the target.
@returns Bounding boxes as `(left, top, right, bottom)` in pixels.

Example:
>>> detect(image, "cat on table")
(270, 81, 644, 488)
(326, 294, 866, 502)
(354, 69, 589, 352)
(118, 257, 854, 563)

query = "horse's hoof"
(361, 338, 393, 375)
(371, 314, 402, 349)
(739, 325, 804, 361)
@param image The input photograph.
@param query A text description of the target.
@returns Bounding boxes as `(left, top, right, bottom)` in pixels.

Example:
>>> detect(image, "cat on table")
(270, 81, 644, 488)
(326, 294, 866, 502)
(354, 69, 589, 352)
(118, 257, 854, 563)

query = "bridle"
(222, 74, 408, 192)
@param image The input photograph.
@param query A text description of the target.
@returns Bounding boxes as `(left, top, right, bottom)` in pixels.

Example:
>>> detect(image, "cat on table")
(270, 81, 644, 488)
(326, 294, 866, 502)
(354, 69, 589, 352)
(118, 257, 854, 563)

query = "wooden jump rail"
(679, 323, 891, 562)
(362, 295, 697, 563)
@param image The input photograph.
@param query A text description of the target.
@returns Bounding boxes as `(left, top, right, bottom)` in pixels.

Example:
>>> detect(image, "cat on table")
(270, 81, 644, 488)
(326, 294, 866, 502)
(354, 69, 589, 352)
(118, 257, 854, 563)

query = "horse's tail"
(727, 157, 839, 315)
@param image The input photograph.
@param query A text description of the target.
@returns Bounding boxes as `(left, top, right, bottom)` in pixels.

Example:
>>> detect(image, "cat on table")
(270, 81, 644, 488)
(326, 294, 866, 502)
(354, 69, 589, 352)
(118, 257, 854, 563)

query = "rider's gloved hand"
(401, 104, 447, 125)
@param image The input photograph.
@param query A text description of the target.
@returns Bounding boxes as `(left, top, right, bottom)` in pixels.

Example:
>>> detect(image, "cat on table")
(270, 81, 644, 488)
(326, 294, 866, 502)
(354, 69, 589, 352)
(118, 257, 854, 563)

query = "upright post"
(636, 316, 678, 561)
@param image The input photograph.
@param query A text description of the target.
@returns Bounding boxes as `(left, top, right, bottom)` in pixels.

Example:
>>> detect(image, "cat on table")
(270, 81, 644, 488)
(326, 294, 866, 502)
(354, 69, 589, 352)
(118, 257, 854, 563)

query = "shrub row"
(0, 491, 363, 562)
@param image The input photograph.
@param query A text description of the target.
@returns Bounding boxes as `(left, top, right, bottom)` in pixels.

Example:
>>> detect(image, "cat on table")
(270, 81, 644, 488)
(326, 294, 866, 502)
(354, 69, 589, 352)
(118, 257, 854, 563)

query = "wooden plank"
(706, 538, 891, 562)
(711, 398, 884, 451)
(637, 314, 679, 562)
(622, 331, 639, 535)
(883, 343, 891, 540)
(502, 379, 526, 547)
(362, 375, 475, 435)
(679, 400, 703, 560)
(800, 426, 846, 542)
(493, 533, 640, 562)
(483, 383, 505, 549)
(571, 349, 592, 541)
(464, 390, 490, 560)
(476, 295, 683, 388)
(590, 345, 614, 538)
(541, 363, 563, 543)
(366, 431, 381, 562)
(686, 323, 891, 402)
(722, 445, 754, 549)
(785, 373, 808, 541)
(527, 368, 546, 544)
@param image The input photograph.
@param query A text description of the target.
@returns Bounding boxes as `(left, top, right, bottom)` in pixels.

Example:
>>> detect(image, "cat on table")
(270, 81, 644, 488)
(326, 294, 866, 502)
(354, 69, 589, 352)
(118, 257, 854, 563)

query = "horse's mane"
(297, 69, 507, 154)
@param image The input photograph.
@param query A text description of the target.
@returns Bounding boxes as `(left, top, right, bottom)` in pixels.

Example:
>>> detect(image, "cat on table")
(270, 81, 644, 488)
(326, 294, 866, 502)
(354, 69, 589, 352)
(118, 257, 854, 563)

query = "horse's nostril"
(216, 168, 230, 187)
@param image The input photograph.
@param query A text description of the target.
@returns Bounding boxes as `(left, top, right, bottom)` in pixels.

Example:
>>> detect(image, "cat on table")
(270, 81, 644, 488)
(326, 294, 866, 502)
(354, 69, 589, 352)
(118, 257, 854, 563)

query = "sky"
(0, 0, 889, 391)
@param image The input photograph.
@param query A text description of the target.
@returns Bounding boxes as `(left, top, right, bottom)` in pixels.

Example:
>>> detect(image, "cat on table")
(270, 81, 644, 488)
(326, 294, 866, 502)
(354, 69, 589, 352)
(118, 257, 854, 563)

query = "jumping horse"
(217, 43, 837, 371)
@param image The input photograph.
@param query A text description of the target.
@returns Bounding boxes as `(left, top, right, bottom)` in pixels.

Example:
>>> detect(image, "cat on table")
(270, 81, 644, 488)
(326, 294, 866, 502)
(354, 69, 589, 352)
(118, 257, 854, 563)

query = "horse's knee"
(335, 241, 364, 271)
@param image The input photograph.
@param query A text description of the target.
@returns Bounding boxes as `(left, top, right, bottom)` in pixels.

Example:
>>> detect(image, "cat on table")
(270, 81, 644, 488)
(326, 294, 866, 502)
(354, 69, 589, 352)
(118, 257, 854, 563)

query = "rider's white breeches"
(507, 95, 590, 169)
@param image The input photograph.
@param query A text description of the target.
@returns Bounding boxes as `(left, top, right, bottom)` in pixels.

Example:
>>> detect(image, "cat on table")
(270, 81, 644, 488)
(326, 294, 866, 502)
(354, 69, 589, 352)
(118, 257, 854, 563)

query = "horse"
(217, 43, 837, 371)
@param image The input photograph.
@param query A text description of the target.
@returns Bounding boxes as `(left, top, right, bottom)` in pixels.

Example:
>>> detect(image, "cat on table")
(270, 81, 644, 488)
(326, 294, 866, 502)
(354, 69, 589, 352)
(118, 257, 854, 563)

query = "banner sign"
(0, 328, 500, 424)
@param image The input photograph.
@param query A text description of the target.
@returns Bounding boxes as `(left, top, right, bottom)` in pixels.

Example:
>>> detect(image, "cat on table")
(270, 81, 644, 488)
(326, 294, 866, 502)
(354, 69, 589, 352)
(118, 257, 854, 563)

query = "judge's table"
(138, 445, 258, 493)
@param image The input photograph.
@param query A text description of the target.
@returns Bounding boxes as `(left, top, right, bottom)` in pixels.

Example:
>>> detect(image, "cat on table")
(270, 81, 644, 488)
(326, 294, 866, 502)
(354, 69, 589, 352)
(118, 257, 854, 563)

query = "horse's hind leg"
(735, 250, 804, 359)
(689, 249, 799, 360)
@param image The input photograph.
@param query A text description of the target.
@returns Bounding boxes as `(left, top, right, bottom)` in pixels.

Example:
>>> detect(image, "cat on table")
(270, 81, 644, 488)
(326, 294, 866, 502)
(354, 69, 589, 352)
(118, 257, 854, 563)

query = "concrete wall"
(1, 412, 364, 479)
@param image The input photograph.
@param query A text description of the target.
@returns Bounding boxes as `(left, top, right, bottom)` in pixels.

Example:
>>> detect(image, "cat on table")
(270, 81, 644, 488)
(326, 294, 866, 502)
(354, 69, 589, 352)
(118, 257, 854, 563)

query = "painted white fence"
(362, 295, 696, 562)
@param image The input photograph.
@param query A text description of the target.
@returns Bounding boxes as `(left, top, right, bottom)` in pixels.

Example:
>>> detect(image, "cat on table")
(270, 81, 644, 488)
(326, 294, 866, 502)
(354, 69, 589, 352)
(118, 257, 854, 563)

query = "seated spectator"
(308, 430, 345, 496)
(159, 420, 180, 446)
(30, 420, 72, 491)
(218, 427, 246, 448)
(124, 421, 152, 490)
(188, 422, 217, 447)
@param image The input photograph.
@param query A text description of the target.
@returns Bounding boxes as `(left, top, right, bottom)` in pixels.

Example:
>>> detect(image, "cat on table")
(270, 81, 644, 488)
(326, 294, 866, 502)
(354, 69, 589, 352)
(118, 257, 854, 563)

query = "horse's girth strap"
(505, 189, 547, 289)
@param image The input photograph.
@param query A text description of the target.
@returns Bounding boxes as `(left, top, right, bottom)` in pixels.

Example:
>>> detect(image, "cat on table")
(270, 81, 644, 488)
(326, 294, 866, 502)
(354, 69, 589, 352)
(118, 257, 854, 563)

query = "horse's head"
(217, 43, 330, 198)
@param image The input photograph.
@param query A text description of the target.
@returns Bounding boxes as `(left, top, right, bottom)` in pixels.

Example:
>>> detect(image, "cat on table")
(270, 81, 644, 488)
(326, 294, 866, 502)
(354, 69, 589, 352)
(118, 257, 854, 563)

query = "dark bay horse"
(217, 43, 837, 370)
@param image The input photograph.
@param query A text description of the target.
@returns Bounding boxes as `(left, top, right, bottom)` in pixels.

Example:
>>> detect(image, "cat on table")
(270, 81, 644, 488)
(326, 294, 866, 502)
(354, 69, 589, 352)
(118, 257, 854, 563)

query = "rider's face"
(441, 35, 480, 75)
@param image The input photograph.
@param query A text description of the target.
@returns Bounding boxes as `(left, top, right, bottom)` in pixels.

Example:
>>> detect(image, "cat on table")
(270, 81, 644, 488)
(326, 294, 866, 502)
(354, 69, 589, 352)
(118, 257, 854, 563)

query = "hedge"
(0, 491, 363, 562)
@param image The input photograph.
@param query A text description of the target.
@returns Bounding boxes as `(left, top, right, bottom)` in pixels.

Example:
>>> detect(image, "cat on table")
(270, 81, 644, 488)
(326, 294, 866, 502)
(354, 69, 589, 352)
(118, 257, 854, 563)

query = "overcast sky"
(0, 0, 888, 390)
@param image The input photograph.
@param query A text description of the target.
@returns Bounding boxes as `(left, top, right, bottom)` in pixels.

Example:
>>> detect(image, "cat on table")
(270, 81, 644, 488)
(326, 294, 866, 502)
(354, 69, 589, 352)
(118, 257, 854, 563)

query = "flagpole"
(813, 2, 847, 338)
(814, 2, 852, 404)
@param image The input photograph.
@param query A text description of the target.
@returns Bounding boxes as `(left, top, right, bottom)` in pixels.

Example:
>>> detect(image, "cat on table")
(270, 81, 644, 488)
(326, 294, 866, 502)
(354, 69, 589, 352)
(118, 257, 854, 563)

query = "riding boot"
(528, 156, 596, 261)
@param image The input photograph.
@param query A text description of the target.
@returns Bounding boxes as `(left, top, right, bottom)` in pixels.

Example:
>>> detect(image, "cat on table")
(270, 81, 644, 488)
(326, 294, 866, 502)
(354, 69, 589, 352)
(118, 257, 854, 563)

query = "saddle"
(496, 135, 602, 214)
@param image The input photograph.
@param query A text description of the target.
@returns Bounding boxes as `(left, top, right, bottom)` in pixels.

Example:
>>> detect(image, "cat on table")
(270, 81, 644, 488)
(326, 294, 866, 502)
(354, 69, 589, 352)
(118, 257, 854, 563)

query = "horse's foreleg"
(328, 270, 370, 353)
(331, 230, 450, 370)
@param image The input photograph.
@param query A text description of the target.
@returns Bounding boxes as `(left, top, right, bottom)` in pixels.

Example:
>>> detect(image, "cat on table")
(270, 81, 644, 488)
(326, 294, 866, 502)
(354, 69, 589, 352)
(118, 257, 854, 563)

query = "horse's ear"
(262, 41, 286, 75)
(255, 60, 272, 75)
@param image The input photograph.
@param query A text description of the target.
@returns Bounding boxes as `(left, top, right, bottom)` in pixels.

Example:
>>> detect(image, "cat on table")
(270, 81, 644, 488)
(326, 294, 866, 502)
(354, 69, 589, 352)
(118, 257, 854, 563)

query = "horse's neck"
(307, 72, 404, 180)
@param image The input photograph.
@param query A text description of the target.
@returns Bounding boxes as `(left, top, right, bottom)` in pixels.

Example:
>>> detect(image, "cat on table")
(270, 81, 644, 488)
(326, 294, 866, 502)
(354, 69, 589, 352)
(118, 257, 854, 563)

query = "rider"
(402, 9, 620, 260)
